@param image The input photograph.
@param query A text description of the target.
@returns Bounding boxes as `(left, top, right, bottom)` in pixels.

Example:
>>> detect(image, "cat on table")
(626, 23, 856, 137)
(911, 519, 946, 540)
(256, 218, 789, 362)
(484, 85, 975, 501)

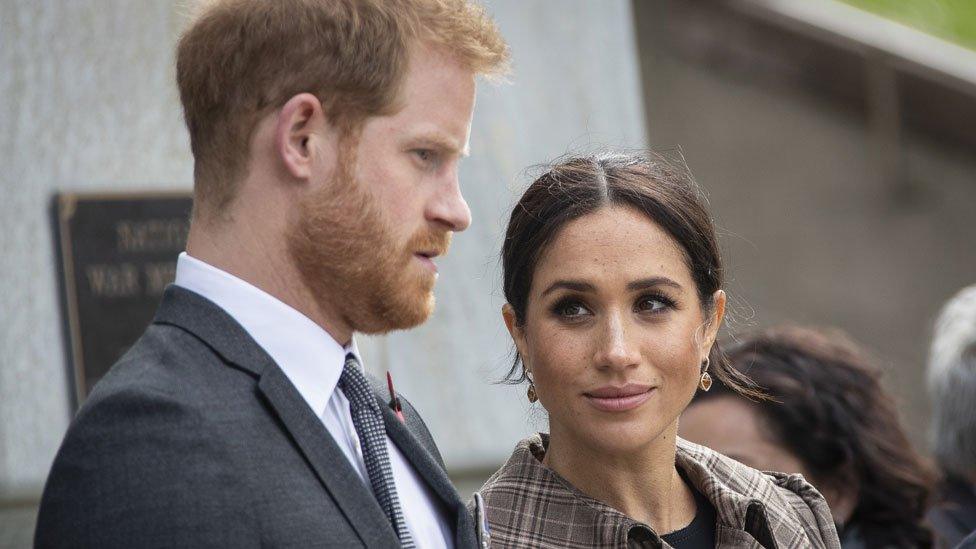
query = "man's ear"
(702, 289, 727, 357)
(502, 303, 527, 364)
(275, 93, 330, 181)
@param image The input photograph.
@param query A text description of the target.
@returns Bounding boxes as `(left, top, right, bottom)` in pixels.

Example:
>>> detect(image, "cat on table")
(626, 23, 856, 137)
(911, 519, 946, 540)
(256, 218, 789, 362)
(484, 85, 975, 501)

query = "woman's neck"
(542, 421, 697, 535)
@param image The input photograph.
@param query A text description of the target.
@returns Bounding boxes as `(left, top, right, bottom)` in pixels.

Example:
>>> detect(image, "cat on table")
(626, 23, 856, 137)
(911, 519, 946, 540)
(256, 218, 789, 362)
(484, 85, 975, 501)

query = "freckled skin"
(513, 206, 718, 458)
(353, 43, 475, 259)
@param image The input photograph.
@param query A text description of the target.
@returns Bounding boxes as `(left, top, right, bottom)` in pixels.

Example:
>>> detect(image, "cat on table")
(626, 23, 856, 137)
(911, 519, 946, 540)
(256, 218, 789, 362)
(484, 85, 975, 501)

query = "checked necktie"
(338, 354, 415, 548)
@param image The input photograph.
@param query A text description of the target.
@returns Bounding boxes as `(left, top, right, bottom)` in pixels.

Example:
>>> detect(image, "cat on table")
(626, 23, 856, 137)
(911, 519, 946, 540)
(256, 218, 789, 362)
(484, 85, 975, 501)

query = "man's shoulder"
(90, 320, 248, 406)
(59, 321, 270, 478)
(64, 322, 242, 449)
(35, 323, 262, 547)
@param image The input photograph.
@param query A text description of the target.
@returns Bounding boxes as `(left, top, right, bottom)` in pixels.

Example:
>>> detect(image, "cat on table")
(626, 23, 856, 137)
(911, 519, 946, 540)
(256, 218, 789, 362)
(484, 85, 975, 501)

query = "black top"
(661, 468, 717, 548)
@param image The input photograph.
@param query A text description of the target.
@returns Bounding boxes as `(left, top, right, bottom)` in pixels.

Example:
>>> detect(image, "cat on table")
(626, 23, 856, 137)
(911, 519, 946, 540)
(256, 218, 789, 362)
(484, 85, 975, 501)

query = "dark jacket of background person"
(926, 284, 976, 549)
(955, 529, 976, 549)
(35, 287, 477, 548)
(928, 477, 976, 549)
(475, 434, 840, 549)
(688, 326, 935, 549)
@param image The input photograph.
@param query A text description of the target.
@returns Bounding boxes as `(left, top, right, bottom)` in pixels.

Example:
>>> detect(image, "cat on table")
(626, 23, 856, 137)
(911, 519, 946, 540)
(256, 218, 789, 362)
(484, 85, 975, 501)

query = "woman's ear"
(502, 303, 526, 360)
(702, 290, 727, 357)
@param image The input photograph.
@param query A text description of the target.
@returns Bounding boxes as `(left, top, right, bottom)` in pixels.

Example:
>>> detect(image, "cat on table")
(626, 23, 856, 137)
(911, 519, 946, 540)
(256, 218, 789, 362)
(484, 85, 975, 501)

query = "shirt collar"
(173, 252, 360, 415)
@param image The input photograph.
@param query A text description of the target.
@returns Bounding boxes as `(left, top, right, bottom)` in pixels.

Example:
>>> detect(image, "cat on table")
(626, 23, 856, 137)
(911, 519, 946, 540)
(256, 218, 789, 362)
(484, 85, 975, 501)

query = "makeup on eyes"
(545, 289, 679, 323)
(635, 291, 678, 312)
(548, 295, 591, 321)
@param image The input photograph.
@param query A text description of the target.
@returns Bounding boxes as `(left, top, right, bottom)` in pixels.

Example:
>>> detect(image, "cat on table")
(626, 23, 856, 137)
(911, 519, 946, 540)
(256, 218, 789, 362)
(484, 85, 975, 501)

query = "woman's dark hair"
(500, 151, 758, 398)
(696, 326, 934, 548)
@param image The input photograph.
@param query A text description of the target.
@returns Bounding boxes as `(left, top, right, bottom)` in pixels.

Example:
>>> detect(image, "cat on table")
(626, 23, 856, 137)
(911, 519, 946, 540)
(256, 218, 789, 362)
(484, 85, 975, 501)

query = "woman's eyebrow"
(541, 280, 595, 297)
(626, 277, 682, 291)
(541, 277, 682, 296)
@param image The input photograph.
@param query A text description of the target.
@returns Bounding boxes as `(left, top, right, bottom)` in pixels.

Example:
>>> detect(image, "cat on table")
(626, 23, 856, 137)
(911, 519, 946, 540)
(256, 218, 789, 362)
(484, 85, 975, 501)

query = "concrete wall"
(0, 0, 646, 518)
(0, 1, 193, 502)
(634, 0, 976, 447)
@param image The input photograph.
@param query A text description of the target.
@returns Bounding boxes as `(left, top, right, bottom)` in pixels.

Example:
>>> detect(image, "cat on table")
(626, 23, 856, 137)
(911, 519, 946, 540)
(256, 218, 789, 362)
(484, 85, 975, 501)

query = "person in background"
(926, 285, 976, 548)
(680, 326, 935, 548)
(475, 152, 840, 548)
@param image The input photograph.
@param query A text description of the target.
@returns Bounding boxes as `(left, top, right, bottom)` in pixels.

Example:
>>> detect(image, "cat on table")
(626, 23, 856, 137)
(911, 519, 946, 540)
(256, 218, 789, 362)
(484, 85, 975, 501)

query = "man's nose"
(427, 169, 472, 232)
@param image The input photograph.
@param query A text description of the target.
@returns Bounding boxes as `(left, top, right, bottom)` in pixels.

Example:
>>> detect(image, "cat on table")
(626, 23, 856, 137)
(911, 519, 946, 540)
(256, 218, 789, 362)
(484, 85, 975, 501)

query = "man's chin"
(354, 291, 436, 335)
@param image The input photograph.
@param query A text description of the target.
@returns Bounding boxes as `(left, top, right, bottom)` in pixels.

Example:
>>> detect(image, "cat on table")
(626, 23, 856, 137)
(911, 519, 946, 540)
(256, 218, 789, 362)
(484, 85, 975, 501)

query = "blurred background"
(1, 0, 974, 546)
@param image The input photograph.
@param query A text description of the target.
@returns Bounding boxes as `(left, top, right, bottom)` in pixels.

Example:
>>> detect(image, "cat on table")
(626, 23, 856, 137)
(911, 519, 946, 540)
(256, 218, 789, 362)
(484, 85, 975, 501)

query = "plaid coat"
(472, 434, 841, 548)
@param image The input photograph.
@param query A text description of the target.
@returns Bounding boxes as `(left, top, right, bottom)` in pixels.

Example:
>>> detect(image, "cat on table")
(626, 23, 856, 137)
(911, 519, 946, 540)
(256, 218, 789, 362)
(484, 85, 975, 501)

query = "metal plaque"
(53, 192, 192, 406)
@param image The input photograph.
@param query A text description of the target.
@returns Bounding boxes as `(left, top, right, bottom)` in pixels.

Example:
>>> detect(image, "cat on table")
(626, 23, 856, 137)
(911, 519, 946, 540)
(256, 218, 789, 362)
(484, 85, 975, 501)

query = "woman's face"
(505, 205, 724, 456)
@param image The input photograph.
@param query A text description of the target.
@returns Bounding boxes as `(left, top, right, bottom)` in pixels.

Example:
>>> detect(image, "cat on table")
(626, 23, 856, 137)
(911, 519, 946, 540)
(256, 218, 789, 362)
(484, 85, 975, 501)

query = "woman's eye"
(636, 296, 672, 313)
(554, 301, 590, 318)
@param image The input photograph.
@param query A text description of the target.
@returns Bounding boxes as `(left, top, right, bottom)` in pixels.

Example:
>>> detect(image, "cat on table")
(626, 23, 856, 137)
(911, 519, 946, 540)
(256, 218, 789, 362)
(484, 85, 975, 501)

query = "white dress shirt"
(174, 252, 453, 548)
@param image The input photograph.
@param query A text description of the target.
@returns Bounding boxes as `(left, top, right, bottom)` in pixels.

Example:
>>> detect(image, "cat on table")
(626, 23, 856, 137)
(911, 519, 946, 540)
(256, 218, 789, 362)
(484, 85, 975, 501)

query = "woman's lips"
(583, 384, 654, 412)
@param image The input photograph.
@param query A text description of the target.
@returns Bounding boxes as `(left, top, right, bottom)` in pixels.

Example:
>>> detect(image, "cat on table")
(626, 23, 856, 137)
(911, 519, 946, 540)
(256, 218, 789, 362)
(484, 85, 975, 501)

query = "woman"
(680, 326, 935, 548)
(474, 153, 840, 548)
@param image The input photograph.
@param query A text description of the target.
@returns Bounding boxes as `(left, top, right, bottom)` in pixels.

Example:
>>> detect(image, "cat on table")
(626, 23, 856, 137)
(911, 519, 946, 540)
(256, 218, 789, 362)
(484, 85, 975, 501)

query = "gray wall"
(0, 0, 647, 518)
(634, 0, 976, 446)
(0, 1, 193, 501)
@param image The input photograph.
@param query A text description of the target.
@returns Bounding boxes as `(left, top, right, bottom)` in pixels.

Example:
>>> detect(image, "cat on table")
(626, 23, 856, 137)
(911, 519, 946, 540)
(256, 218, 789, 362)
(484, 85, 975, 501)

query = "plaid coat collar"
(475, 434, 840, 548)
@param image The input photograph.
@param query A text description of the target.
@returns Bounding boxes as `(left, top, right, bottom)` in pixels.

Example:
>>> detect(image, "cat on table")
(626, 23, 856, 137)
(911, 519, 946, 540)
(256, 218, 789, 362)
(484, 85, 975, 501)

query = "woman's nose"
(594, 312, 641, 371)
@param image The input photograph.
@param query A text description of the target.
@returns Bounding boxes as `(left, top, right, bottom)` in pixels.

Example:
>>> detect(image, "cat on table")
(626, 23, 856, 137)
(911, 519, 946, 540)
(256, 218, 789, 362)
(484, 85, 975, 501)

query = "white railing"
(733, 0, 976, 95)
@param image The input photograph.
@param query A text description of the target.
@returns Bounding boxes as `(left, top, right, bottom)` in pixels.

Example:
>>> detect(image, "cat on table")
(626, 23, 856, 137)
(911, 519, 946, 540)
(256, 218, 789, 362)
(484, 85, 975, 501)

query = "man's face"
(288, 44, 476, 335)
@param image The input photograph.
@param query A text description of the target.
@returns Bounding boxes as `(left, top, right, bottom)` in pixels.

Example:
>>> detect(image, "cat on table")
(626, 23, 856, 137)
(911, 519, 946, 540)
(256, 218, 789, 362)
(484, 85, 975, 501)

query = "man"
(35, 1, 508, 547)
(926, 284, 976, 548)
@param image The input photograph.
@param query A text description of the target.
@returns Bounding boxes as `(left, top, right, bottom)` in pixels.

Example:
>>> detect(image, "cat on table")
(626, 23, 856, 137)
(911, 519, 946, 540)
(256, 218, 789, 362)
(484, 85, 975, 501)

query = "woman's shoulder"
(470, 434, 548, 511)
(676, 437, 841, 549)
(471, 434, 633, 547)
(475, 434, 545, 495)
(474, 434, 588, 509)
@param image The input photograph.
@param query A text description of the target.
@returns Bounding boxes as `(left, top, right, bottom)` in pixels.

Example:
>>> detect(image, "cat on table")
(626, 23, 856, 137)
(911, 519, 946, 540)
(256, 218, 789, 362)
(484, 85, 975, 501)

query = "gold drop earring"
(526, 371, 538, 403)
(699, 357, 713, 391)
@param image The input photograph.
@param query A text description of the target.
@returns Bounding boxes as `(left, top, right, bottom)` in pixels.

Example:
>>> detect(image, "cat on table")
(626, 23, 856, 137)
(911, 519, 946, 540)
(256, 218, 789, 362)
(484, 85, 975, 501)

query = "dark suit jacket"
(36, 285, 477, 548)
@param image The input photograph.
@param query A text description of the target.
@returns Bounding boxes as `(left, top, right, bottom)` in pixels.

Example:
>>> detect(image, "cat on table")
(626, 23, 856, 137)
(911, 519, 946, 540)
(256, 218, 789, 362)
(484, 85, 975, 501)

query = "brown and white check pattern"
(473, 434, 841, 548)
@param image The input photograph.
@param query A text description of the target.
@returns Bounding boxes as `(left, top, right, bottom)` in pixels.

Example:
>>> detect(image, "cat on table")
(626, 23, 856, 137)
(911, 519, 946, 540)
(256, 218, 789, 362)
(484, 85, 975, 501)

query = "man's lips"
(413, 251, 441, 273)
(583, 384, 654, 412)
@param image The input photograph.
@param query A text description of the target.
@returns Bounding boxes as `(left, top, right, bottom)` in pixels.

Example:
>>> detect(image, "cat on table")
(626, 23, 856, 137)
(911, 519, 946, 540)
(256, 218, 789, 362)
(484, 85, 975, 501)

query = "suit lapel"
(258, 367, 399, 546)
(378, 402, 477, 548)
(154, 286, 399, 547)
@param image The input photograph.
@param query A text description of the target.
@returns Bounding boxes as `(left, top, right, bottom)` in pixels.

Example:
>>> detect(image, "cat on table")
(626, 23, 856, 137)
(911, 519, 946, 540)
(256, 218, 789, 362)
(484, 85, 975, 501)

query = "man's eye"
(413, 149, 435, 163)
